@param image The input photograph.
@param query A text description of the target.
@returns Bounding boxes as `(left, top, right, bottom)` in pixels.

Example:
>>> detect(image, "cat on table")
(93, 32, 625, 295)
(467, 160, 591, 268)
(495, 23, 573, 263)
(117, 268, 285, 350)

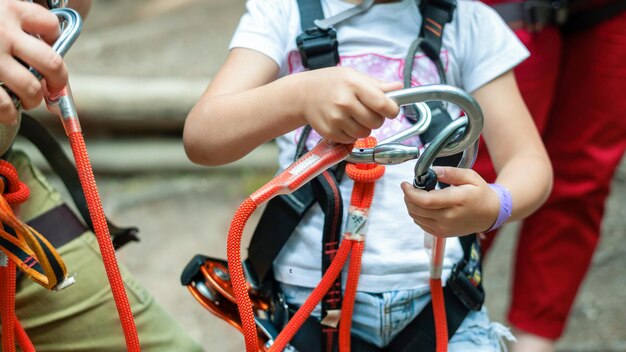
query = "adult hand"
(294, 66, 402, 144)
(0, 0, 67, 125)
(401, 166, 500, 237)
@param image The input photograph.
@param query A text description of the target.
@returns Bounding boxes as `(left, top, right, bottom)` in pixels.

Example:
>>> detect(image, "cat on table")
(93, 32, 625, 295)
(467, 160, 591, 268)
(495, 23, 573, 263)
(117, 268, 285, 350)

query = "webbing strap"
(312, 170, 344, 352)
(0, 190, 67, 290)
(19, 114, 139, 249)
(297, 0, 324, 30)
(419, 0, 456, 66)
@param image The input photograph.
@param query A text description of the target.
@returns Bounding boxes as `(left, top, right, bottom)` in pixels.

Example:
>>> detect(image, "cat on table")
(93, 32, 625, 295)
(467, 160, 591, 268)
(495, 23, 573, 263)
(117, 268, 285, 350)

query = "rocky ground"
(29, 1, 626, 351)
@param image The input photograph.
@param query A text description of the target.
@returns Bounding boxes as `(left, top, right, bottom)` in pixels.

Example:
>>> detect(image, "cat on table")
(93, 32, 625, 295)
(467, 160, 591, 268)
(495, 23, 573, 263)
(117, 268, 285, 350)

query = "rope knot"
(0, 160, 30, 206)
(346, 137, 385, 183)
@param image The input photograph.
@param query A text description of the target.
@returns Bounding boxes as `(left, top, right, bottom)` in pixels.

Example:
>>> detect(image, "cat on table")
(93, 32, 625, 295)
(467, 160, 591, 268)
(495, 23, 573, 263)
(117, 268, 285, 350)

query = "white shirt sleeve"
(229, 0, 292, 67)
(457, 1, 530, 93)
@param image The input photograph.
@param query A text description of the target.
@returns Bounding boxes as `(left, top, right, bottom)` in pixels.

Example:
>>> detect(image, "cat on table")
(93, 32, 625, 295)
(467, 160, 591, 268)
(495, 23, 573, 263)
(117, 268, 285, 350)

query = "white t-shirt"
(230, 0, 529, 293)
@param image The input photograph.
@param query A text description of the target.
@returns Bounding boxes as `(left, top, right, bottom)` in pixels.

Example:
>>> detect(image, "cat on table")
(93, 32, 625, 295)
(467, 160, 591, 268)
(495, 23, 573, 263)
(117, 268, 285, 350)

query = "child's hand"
(401, 166, 500, 237)
(295, 67, 402, 144)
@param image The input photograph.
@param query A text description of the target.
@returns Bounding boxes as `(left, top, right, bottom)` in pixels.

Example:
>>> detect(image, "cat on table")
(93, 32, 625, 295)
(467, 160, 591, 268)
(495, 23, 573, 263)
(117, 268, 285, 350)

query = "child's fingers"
(401, 181, 459, 210)
(379, 81, 403, 93)
(432, 166, 482, 187)
(354, 79, 400, 118)
(405, 201, 439, 221)
(328, 129, 357, 144)
(345, 102, 386, 130)
(413, 221, 442, 237)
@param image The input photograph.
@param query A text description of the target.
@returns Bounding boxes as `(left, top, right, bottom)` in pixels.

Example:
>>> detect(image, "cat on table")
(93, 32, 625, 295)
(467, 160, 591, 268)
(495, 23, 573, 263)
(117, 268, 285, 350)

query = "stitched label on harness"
(288, 154, 320, 176)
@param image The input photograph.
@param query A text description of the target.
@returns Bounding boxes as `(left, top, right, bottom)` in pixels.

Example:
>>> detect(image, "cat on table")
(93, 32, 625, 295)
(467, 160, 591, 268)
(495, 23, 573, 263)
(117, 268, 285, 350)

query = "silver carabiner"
(346, 84, 483, 174)
(30, 8, 83, 80)
(385, 84, 483, 156)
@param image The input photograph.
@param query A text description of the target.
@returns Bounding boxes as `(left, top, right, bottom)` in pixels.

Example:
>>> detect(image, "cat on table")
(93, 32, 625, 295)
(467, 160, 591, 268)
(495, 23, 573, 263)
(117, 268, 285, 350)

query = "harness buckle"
(447, 259, 484, 311)
(296, 27, 340, 70)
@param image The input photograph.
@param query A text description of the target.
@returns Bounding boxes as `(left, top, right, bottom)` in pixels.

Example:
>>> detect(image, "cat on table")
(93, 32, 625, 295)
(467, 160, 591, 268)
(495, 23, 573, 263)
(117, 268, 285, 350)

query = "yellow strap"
(0, 195, 67, 290)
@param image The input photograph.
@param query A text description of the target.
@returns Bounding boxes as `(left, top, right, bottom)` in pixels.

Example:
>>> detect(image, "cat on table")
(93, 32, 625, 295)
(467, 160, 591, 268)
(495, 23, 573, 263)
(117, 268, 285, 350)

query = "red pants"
(474, 14, 626, 339)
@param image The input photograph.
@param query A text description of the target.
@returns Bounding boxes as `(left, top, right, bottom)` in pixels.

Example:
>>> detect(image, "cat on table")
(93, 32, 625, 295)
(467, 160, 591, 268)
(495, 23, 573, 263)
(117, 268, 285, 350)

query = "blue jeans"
(280, 283, 515, 351)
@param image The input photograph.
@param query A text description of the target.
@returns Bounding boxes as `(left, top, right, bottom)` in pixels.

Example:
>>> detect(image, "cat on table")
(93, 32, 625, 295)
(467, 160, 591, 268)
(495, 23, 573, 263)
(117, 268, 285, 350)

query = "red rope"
(0, 261, 17, 352)
(430, 278, 448, 352)
(226, 198, 259, 352)
(269, 241, 352, 352)
(337, 137, 384, 352)
(14, 316, 35, 352)
(0, 161, 30, 206)
(228, 137, 385, 352)
(0, 161, 30, 352)
(68, 132, 140, 351)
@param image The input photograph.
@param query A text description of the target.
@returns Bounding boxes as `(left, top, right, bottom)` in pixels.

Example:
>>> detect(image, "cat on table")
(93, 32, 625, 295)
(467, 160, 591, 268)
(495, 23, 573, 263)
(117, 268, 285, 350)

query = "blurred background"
(20, 0, 626, 351)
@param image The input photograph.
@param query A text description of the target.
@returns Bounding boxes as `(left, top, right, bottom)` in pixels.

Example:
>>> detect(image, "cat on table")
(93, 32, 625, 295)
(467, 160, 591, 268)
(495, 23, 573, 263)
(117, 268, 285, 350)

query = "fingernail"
(432, 166, 444, 177)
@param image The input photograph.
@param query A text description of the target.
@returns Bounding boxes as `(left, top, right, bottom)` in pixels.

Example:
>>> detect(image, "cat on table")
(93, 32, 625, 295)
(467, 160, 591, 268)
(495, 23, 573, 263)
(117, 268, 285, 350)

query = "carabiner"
(30, 8, 83, 81)
(386, 84, 483, 156)
(39, 8, 83, 134)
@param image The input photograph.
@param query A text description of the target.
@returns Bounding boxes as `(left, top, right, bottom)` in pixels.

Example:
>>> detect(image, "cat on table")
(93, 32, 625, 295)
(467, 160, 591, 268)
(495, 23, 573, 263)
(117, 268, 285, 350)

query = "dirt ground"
(46, 0, 626, 351)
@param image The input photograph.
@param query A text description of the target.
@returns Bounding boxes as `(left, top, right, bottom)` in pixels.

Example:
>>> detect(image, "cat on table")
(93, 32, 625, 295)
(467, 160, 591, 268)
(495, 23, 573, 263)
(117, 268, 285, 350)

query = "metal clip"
(53, 274, 76, 291)
(314, 0, 375, 30)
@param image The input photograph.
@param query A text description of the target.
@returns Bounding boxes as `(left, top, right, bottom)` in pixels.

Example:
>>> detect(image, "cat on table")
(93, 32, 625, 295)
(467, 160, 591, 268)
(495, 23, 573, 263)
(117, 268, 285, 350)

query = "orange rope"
(430, 278, 448, 352)
(338, 137, 384, 352)
(0, 261, 17, 352)
(226, 198, 259, 352)
(228, 137, 384, 352)
(14, 316, 35, 352)
(68, 132, 140, 351)
(0, 163, 31, 352)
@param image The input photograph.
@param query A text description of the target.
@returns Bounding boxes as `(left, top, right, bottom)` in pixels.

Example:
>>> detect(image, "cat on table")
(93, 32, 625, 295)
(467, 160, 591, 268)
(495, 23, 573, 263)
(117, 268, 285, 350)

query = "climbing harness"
(183, 84, 484, 352)
(181, 0, 491, 351)
(0, 6, 141, 352)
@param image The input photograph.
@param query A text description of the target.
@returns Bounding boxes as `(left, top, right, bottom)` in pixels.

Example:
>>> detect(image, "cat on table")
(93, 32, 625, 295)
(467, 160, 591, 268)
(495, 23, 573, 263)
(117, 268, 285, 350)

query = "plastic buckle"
(446, 260, 484, 311)
(296, 27, 339, 70)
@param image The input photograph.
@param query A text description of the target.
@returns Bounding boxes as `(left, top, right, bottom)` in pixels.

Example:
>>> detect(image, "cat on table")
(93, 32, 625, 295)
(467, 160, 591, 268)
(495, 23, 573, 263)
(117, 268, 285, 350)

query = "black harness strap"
(247, 182, 317, 286)
(296, 0, 340, 69)
(313, 170, 344, 352)
(248, 139, 346, 352)
(18, 113, 139, 249)
(419, 0, 456, 66)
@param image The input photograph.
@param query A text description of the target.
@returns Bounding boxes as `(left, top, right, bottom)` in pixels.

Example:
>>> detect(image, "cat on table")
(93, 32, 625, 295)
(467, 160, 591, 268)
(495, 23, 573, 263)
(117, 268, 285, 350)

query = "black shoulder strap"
(18, 113, 139, 249)
(297, 0, 325, 29)
(296, 0, 340, 69)
(419, 0, 457, 66)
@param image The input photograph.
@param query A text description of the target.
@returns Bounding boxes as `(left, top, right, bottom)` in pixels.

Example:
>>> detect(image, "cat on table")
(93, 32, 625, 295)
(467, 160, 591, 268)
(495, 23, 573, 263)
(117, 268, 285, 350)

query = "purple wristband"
(487, 183, 512, 232)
